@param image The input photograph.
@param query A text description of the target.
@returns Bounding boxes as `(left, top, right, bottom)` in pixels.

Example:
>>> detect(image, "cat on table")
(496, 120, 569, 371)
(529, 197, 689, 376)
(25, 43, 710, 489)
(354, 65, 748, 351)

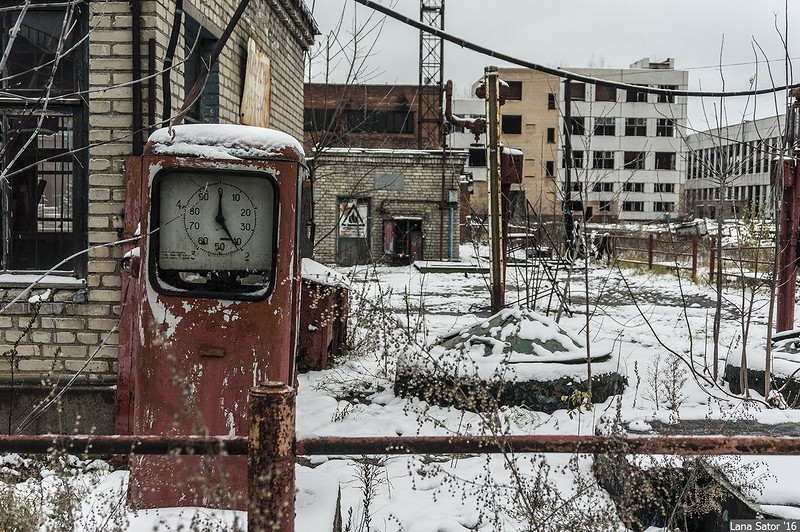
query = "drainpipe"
(132, 0, 143, 154)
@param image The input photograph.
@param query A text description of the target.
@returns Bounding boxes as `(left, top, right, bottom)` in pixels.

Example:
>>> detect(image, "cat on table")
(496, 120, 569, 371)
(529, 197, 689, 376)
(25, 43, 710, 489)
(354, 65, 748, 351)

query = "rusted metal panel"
(0, 434, 247, 455)
(297, 280, 349, 372)
(248, 383, 295, 532)
(774, 156, 799, 332)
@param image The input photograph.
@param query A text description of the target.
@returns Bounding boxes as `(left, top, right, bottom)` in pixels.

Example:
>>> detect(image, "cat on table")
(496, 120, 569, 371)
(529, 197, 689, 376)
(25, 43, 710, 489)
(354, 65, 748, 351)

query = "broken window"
(656, 118, 675, 137)
(625, 118, 647, 136)
(566, 117, 585, 136)
(563, 150, 583, 169)
(547, 127, 556, 144)
(594, 117, 615, 136)
(592, 151, 614, 170)
(624, 151, 646, 170)
(600, 200, 612, 212)
(658, 85, 677, 103)
(593, 182, 614, 192)
(623, 182, 644, 193)
(653, 201, 675, 212)
(654, 183, 675, 193)
(626, 85, 648, 103)
(655, 152, 676, 170)
(622, 201, 644, 212)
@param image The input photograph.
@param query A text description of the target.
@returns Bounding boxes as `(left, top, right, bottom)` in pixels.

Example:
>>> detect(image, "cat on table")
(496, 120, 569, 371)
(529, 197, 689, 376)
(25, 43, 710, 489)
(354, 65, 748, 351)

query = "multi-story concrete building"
(0, 0, 317, 433)
(685, 115, 784, 219)
(560, 58, 689, 222)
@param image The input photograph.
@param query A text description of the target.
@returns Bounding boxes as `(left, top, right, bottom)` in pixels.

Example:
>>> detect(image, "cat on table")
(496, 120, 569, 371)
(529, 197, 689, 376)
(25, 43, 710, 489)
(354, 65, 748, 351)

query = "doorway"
(383, 218, 423, 265)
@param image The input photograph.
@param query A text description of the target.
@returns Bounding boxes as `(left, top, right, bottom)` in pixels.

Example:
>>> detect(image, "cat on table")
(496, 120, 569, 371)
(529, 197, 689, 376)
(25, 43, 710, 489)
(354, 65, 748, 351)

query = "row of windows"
(687, 184, 770, 203)
(566, 82, 679, 104)
(563, 117, 676, 137)
(562, 150, 677, 171)
(686, 136, 781, 179)
(568, 182, 676, 194)
(304, 108, 414, 134)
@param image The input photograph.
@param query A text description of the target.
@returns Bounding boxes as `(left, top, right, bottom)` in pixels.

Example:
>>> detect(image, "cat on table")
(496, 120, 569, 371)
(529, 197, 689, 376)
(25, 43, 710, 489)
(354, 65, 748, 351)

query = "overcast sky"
(306, 0, 799, 128)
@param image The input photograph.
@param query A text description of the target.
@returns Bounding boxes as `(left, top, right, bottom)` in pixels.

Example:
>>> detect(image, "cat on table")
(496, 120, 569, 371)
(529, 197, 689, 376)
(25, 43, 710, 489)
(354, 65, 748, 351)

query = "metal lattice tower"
(418, 0, 444, 149)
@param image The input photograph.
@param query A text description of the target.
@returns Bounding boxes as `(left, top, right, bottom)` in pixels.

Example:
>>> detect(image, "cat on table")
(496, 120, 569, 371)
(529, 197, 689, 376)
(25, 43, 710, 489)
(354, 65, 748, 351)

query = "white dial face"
(157, 171, 276, 272)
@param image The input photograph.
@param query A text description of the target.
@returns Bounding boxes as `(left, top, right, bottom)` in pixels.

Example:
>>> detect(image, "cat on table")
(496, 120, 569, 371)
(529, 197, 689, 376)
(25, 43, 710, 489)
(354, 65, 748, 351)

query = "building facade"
(685, 115, 783, 219)
(560, 58, 689, 222)
(0, 0, 316, 433)
(312, 149, 467, 265)
(303, 83, 441, 154)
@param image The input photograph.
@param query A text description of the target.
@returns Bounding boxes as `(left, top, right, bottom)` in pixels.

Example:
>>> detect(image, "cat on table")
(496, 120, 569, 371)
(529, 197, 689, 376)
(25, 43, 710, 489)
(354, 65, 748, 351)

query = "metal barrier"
(3, 384, 800, 531)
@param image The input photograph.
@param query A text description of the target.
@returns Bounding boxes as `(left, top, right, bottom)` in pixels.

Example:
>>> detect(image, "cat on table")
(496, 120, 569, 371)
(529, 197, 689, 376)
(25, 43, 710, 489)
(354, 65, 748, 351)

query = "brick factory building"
(0, 0, 317, 433)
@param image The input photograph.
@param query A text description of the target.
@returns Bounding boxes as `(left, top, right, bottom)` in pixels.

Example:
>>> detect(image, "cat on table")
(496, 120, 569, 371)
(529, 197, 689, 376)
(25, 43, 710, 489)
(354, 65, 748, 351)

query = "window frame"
(656, 118, 675, 137)
(623, 151, 646, 170)
(625, 118, 647, 137)
(501, 114, 522, 135)
(655, 152, 677, 171)
(594, 116, 615, 136)
(0, 4, 89, 276)
(592, 150, 614, 170)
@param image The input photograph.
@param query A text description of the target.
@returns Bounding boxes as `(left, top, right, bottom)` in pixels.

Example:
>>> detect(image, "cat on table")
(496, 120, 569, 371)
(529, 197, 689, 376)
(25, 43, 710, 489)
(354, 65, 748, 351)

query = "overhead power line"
(352, 0, 800, 98)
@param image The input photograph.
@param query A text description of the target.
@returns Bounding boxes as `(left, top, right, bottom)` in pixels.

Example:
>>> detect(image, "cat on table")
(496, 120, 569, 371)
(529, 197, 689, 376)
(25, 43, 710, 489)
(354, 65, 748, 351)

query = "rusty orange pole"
(249, 382, 296, 532)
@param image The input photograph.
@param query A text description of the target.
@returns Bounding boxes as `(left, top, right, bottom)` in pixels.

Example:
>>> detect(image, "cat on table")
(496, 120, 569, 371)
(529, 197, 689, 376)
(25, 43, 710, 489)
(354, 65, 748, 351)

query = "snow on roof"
(301, 258, 350, 289)
(313, 147, 468, 157)
(147, 124, 305, 161)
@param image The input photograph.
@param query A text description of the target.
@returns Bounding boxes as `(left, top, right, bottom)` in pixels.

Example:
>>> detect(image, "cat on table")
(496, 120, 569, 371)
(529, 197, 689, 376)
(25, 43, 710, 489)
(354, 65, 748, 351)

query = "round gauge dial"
(182, 183, 258, 256)
(157, 171, 276, 272)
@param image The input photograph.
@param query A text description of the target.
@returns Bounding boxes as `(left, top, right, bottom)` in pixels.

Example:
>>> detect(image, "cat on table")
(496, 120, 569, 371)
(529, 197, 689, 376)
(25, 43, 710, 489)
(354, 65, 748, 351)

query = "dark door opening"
(383, 218, 423, 265)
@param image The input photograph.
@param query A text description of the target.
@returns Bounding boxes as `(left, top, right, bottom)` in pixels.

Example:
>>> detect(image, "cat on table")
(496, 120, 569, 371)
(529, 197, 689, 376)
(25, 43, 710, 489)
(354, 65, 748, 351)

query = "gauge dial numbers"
(157, 172, 276, 272)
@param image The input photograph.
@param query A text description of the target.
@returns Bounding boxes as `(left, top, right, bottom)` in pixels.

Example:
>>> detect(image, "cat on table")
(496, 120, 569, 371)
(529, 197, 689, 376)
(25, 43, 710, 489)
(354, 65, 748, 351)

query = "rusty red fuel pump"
(774, 90, 800, 333)
(116, 124, 307, 509)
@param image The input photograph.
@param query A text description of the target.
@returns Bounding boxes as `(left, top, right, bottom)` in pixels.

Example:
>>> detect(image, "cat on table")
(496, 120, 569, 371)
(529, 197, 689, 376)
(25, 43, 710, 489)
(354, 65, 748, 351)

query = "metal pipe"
(3, 433, 800, 457)
(485, 66, 504, 312)
(161, 0, 183, 125)
(131, 0, 143, 155)
(448, 202, 453, 259)
(249, 382, 296, 532)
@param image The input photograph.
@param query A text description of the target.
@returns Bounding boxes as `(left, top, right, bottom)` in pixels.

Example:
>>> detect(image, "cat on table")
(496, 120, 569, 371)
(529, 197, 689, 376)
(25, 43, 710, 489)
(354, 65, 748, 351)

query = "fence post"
(691, 238, 698, 282)
(648, 233, 654, 270)
(709, 240, 715, 283)
(249, 382, 296, 532)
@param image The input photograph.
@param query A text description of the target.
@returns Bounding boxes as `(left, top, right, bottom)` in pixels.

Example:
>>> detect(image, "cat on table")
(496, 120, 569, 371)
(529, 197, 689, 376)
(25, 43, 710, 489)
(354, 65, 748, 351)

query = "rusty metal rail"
(3, 433, 800, 457)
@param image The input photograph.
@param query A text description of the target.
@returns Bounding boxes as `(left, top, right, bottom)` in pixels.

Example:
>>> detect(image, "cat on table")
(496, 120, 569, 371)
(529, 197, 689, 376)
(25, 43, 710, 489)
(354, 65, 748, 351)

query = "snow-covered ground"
(3, 243, 800, 531)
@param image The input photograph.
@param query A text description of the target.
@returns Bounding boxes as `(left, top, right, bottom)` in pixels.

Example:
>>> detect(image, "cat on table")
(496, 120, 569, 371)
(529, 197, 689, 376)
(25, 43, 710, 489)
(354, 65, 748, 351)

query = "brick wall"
(0, 0, 315, 433)
(312, 149, 468, 264)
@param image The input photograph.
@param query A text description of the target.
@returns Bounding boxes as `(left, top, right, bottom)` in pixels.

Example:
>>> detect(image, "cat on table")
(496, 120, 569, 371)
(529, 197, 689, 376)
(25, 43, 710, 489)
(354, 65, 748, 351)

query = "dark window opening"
(347, 110, 413, 133)
(595, 84, 617, 102)
(594, 117, 615, 136)
(625, 118, 647, 136)
(655, 152, 676, 170)
(501, 115, 522, 134)
(653, 201, 674, 212)
(623, 182, 644, 193)
(469, 146, 487, 167)
(654, 183, 675, 193)
(593, 182, 614, 192)
(562, 150, 583, 169)
(626, 85, 648, 103)
(546, 127, 555, 144)
(545, 161, 555, 177)
(600, 201, 612, 212)
(658, 85, 677, 103)
(656, 118, 675, 137)
(184, 16, 220, 124)
(592, 151, 614, 169)
(622, 201, 644, 212)
(566, 117, 585, 136)
(547, 93, 557, 110)
(304, 108, 335, 131)
(506, 81, 522, 100)
(624, 151, 646, 170)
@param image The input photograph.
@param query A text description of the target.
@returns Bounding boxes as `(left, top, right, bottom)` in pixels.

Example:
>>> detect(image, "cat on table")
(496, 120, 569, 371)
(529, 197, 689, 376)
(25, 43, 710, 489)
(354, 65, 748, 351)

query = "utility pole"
(563, 79, 575, 259)
(484, 66, 504, 313)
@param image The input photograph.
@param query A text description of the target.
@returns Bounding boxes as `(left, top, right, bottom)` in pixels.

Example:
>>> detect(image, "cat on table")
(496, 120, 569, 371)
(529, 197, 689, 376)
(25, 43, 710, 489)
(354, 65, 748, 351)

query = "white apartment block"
(560, 58, 689, 222)
(685, 115, 785, 219)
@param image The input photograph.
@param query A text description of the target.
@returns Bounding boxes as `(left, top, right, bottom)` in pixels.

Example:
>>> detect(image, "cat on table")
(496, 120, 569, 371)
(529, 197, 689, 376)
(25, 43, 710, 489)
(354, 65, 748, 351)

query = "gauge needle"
(215, 189, 238, 248)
